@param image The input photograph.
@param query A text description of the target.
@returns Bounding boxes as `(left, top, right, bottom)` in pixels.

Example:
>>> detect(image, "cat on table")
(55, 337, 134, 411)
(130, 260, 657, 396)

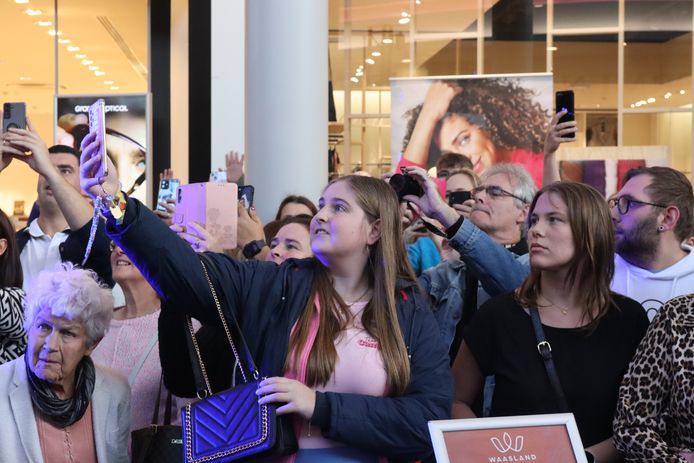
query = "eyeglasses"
(471, 185, 527, 203)
(608, 196, 668, 215)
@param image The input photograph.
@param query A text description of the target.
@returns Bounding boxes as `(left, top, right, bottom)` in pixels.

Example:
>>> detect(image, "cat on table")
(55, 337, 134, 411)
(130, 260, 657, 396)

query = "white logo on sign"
(490, 432, 524, 453)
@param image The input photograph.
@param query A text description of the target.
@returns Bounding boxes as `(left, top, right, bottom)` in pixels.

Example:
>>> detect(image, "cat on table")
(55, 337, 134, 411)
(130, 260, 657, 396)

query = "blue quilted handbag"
(181, 256, 298, 462)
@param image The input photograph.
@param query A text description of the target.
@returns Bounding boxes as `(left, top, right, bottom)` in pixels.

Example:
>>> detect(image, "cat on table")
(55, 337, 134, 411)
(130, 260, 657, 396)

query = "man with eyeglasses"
(609, 166, 694, 320)
(403, 163, 536, 359)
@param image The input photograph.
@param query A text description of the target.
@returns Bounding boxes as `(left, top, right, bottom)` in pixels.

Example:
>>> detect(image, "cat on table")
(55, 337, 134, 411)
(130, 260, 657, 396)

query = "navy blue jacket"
(109, 198, 452, 461)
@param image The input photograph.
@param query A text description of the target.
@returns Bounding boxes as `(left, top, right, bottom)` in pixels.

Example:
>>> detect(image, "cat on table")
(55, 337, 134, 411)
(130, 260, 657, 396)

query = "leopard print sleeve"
(0, 287, 27, 364)
(613, 296, 691, 463)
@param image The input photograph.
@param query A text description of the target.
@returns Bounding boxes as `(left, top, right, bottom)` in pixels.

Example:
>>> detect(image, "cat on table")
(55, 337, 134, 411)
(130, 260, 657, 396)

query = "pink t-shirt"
(295, 301, 388, 450)
(36, 403, 97, 463)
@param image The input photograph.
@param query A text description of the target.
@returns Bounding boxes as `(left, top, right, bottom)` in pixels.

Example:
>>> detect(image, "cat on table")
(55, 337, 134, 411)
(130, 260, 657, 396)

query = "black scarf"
(24, 354, 96, 428)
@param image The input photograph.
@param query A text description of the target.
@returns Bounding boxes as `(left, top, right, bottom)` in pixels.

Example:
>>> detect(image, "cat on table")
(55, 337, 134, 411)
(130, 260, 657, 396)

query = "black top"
(464, 291, 649, 447)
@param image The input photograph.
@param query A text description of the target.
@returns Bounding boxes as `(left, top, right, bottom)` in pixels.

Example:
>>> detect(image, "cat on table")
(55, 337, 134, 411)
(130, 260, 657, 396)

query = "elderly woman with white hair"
(0, 263, 130, 463)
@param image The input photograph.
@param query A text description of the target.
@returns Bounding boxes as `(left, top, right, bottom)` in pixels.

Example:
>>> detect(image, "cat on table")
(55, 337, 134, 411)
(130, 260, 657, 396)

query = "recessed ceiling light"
(398, 17, 411, 25)
(104, 80, 114, 85)
(401, 11, 409, 17)
(24, 8, 42, 16)
(383, 38, 393, 44)
(402, 58, 411, 63)
(110, 86, 120, 90)
(67, 46, 80, 52)
(36, 21, 52, 26)
(356, 71, 363, 77)
(647, 97, 656, 103)
(350, 77, 359, 83)
(547, 46, 558, 51)
(680, 89, 686, 95)
(15, 0, 30, 4)
(365, 58, 375, 65)
(664, 92, 672, 99)
(58, 38, 71, 44)
(48, 29, 63, 36)
(19, 76, 32, 81)
(94, 71, 105, 76)
(81, 59, 94, 65)
(630, 104, 635, 108)
(88, 65, 99, 71)
(75, 54, 87, 59)
(371, 51, 382, 57)
(416, 0, 421, 4)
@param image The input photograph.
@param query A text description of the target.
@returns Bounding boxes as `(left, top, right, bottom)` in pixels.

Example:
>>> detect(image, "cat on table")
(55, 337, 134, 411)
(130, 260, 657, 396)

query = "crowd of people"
(0, 102, 691, 463)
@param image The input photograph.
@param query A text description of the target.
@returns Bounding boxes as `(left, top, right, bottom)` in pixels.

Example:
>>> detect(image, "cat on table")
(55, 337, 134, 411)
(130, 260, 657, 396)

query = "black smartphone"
(157, 178, 180, 212)
(448, 190, 471, 206)
(238, 185, 255, 209)
(556, 90, 575, 124)
(2, 102, 26, 133)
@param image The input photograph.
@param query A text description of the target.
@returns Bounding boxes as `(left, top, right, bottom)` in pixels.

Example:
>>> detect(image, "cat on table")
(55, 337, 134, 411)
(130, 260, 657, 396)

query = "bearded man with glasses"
(608, 166, 694, 321)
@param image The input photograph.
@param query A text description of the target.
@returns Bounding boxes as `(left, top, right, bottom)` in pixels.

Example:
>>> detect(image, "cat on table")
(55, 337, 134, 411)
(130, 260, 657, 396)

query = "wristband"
(242, 239, 266, 259)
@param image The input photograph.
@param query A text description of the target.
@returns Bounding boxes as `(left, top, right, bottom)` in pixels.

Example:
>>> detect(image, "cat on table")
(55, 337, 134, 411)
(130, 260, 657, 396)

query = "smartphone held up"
(88, 99, 108, 177)
(555, 90, 575, 124)
(2, 102, 26, 133)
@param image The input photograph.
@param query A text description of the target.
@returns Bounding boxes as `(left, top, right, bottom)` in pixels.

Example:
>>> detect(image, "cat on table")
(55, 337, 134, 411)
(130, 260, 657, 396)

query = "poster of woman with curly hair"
(391, 74, 552, 187)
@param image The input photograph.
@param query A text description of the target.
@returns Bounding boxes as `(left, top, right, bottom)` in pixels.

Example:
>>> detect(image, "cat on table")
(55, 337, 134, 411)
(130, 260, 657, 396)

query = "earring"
(658, 225, 665, 232)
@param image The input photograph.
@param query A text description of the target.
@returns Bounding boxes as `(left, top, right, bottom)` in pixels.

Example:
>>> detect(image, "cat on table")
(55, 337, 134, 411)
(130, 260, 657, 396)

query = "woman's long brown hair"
(517, 182, 615, 328)
(286, 176, 417, 395)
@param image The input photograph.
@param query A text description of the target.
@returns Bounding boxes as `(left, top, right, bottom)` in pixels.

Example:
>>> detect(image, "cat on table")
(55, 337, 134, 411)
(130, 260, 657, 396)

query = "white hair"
(481, 163, 537, 208)
(24, 262, 114, 345)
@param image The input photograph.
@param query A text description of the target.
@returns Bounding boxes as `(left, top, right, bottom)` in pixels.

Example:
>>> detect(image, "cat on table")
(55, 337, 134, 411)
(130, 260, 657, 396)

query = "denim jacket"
(419, 219, 530, 347)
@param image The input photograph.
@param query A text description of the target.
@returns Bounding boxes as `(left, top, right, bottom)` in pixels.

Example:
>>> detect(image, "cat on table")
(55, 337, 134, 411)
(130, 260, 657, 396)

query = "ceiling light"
(358, 64, 364, 69)
(74, 54, 87, 59)
(680, 89, 686, 95)
(350, 77, 359, 83)
(81, 59, 94, 65)
(630, 104, 635, 108)
(104, 80, 114, 85)
(416, 0, 421, 4)
(67, 46, 80, 52)
(398, 17, 411, 25)
(547, 46, 557, 51)
(401, 11, 409, 17)
(647, 97, 656, 103)
(383, 38, 393, 44)
(356, 71, 363, 77)
(19, 76, 32, 81)
(95, 71, 105, 76)
(58, 38, 71, 44)
(664, 92, 672, 99)
(402, 58, 411, 63)
(48, 29, 63, 36)
(88, 65, 99, 71)
(110, 86, 120, 90)
(24, 8, 42, 16)
(15, 0, 30, 3)
(623, 42, 627, 46)
(36, 21, 52, 26)
(365, 58, 375, 65)
(371, 51, 382, 57)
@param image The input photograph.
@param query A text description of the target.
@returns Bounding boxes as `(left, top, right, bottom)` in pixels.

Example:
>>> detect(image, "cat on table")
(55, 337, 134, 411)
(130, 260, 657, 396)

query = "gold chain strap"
(185, 316, 212, 396)
(199, 259, 249, 383)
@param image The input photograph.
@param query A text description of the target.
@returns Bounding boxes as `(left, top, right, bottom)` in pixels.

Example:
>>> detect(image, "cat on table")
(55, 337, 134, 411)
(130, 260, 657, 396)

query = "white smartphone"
(88, 99, 108, 176)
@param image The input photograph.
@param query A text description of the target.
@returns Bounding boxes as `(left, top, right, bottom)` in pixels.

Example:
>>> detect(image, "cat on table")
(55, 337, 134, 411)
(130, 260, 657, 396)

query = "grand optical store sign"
(429, 414, 587, 463)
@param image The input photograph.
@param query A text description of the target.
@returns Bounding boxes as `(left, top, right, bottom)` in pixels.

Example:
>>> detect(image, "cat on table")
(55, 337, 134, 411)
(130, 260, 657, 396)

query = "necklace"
(344, 286, 371, 305)
(541, 295, 570, 315)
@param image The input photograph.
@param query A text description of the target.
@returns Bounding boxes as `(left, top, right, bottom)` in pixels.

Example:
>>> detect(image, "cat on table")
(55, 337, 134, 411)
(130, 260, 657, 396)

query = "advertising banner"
(391, 74, 553, 187)
(56, 94, 149, 203)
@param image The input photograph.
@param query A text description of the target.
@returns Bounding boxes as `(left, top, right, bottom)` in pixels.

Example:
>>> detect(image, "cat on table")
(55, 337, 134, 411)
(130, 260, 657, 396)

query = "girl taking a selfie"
(79, 131, 452, 462)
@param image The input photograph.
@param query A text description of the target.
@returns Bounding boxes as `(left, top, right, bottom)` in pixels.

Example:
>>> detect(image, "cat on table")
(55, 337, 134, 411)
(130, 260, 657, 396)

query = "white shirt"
(19, 219, 70, 290)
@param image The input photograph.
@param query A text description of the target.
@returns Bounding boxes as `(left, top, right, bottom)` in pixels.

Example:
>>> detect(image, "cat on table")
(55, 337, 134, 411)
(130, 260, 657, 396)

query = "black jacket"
(17, 218, 113, 287)
(110, 197, 452, 461)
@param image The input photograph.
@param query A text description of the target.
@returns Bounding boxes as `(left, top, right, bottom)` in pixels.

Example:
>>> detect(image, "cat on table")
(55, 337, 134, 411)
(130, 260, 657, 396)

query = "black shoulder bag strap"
(529, 307, 569, 412)
(183, 253, 259, 398)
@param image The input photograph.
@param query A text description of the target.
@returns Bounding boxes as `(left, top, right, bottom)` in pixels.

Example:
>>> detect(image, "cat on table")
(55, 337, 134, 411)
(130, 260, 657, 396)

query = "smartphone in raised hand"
(238, 185, 255, 209)
(88, 99, 108, 177)
(2, 102, 26, 133)
(555, 90, 575, 124)
(157, 178, 180, 212)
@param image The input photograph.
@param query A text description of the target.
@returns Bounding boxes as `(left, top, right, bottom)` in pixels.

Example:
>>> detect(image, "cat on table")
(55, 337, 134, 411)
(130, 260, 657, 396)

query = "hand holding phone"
(238, 185, 255, 209)
(555, 90, 575, 124)
(157, 178, 181, 212)
(2, 103, 26, 133)
(88, 99, 108, 177)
